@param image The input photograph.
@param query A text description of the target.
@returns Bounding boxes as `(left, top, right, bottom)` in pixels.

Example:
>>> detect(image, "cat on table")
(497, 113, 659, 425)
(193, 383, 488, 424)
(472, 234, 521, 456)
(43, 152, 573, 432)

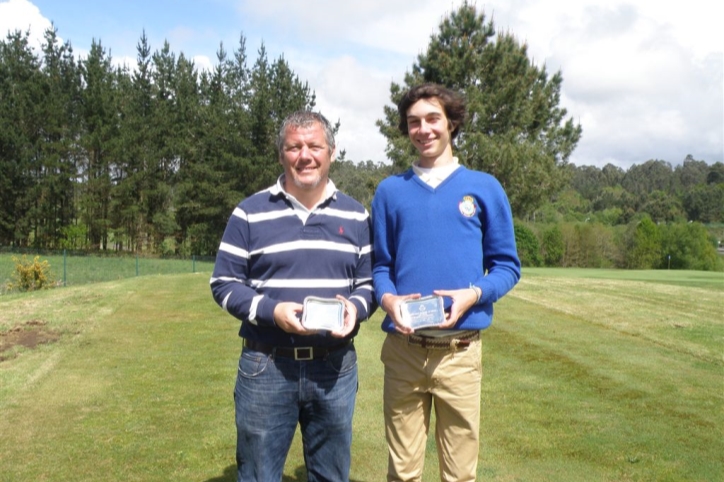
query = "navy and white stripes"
(211, 180, 375, 347)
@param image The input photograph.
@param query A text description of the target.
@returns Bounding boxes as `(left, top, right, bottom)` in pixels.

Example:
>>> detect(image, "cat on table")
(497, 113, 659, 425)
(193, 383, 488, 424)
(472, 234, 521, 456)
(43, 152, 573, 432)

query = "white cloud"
(492, 0, 723, 167)
(289, 54, 392, 162)
(0, 0, 52, 50)
(191, 54, 214, 72)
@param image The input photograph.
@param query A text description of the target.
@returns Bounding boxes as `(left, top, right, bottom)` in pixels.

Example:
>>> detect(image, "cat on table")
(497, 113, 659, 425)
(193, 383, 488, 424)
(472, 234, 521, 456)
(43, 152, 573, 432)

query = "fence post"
(63, 249, 67, 286)
(193, 255, 196, 273)
(136, 255, 139, 277)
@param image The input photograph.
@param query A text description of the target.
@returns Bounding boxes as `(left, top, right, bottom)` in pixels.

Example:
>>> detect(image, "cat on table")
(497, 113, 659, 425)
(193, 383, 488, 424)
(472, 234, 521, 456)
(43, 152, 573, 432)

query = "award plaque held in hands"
(301, 297, 345, 331)
(400, 295, 446, 330)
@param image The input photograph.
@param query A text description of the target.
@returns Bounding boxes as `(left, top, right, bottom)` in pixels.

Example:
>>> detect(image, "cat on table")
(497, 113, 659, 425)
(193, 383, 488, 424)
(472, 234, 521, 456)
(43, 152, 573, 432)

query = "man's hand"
(329, 295, 358, 338)
(433, 287, 479, 329)
(381, 293, 421, 335)
(273, 301, 316, 335)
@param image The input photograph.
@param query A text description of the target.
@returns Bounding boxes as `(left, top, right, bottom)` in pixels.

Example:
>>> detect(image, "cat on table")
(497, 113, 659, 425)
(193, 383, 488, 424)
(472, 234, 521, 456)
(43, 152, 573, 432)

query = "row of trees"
(1, 26, 315, 255)
(560, 158, 724, 225)
(514, 218, 722, 271)
(2, 2, 721, 270)
(1, 2, 583, 255)
(329, 160, 724, 271)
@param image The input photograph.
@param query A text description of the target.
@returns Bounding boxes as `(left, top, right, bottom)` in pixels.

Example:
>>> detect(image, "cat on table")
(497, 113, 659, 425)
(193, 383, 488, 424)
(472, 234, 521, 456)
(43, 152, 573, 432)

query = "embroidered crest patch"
(458, 195, 476, 217)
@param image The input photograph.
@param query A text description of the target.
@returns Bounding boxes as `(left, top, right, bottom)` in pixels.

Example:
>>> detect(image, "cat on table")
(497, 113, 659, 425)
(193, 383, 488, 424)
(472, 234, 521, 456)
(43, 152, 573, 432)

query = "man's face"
(406, 97, 452, 161)
(279, 122, 334, 196)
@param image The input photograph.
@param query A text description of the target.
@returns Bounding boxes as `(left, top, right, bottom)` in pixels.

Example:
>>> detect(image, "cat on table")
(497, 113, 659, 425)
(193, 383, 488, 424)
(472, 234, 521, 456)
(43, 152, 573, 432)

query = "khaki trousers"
(381, 332, 483, 482)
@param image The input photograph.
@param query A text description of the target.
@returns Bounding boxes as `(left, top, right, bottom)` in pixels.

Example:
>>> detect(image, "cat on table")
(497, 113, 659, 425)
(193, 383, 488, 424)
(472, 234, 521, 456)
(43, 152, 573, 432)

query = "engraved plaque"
(400, 295, 446, 330)
(301, 296, 345, 331)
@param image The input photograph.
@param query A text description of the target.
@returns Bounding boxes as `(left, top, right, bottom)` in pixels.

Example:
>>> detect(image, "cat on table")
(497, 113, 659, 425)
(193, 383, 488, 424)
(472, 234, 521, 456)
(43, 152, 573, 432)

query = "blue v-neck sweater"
(371, 166, 521, 333)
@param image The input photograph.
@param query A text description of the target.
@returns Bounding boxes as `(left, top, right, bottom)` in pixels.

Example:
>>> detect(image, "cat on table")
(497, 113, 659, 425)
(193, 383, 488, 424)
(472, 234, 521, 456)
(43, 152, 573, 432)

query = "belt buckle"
(294, 347, 313, 361)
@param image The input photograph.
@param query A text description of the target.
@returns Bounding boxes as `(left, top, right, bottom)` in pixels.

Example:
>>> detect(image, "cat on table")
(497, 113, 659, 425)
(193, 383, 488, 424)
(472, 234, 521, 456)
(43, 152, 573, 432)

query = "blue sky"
(2, 0, 722, 169)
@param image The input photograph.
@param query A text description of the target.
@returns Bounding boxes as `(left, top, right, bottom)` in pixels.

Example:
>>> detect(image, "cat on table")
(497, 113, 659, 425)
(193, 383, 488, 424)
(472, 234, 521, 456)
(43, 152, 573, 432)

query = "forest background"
(1, 3, 722, 272)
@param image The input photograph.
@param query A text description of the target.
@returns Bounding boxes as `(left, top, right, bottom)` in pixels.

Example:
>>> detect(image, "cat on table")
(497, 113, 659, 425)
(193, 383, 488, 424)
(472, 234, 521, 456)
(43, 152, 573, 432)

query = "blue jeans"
(234, 343, 358, 482)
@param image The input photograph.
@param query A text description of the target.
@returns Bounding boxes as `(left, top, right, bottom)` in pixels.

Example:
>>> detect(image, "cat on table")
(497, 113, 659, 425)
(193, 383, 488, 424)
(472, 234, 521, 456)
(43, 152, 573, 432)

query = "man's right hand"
(273, 302, 315, 335)
(381, 293, 421, 335)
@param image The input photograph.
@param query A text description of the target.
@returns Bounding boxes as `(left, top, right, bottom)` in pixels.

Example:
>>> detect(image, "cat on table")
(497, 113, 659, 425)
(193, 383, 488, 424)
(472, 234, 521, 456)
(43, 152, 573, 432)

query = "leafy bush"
(659, 222, 724, 271)
(6, 255, 56, 292)
(514, 222, 542, 267)
(540, 224, 564, 266)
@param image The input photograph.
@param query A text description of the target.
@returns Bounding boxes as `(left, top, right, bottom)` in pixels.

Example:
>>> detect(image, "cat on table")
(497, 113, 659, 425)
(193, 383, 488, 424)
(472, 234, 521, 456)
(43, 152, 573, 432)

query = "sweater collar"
(412, 157, 461, 188)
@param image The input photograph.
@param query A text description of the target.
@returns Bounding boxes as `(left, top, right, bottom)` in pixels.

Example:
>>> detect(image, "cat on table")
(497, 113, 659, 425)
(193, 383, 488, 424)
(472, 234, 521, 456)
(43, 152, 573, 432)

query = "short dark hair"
(276, 110, 336, 157)
(397, 84, 466, 140)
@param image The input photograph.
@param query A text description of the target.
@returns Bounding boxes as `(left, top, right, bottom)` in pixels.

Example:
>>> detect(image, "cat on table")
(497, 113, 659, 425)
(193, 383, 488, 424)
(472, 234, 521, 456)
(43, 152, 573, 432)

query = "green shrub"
(6, 255, 56, 292)
(541, 224, 564, 266)
(514, 222, 542, 267)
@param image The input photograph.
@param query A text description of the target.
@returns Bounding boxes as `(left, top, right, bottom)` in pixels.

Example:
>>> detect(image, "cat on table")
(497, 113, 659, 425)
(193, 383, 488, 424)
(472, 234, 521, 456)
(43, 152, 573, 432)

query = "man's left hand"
(433, 287, 479, 329)
(329, 295, 357, 338)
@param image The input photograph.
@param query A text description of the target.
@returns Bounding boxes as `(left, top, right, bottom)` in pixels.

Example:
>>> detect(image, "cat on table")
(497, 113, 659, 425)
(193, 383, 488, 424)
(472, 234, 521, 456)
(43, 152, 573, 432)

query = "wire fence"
(0, 249, 216, 294)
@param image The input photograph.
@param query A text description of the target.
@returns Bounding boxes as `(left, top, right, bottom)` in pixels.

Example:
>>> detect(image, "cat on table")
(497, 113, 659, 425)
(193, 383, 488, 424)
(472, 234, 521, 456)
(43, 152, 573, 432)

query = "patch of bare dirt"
(0, 320, 61, 362)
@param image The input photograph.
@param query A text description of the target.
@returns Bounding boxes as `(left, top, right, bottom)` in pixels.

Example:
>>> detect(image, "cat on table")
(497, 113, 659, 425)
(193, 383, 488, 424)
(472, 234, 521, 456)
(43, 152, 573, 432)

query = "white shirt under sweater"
(411, 157, 461, 188)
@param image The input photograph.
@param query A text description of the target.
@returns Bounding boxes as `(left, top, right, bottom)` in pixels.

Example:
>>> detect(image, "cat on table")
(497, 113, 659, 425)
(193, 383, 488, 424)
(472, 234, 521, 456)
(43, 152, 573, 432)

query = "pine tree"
(377, 1, 582, 216)
(0, 29, 40, 246)
(38, 26, 81, 248)
(78, 39, 117, 250)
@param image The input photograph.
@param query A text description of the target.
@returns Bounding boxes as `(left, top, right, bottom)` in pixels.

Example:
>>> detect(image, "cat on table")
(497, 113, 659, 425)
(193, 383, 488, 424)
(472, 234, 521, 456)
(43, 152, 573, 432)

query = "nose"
(298, 144, 312, 159)
(418, 119, 431, 134)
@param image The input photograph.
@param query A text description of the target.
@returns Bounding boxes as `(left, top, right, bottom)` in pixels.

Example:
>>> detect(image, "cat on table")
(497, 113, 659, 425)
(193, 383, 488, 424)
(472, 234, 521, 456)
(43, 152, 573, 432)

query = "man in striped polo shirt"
(211, 110, 375, 482)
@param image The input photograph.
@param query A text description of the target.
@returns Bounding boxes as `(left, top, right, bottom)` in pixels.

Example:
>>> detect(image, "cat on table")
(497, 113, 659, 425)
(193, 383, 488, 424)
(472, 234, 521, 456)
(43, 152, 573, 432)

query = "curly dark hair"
(397, 84, 466, 140)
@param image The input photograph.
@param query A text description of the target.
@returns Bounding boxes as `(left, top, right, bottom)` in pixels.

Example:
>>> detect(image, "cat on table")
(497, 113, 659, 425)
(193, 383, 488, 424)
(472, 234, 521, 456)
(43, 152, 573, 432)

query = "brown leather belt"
(406, 330, 479, 350)
(244, 338, 351, 361)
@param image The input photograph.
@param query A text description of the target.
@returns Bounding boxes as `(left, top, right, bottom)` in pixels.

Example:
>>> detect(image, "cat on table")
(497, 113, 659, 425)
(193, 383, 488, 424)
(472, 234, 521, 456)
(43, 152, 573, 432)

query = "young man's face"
(279, 122, 334, 197)
(406, 97, 453, 162)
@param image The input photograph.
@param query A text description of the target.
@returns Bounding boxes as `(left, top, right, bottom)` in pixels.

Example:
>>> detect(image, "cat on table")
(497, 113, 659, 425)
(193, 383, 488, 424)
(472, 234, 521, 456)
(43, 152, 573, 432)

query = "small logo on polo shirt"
(339, 226, 345, 234)
(459, 195, 476, 217)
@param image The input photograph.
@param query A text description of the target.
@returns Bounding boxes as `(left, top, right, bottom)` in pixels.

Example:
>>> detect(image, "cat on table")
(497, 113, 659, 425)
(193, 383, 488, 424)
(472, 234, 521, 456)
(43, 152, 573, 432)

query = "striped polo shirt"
(210, 176, 375, 347)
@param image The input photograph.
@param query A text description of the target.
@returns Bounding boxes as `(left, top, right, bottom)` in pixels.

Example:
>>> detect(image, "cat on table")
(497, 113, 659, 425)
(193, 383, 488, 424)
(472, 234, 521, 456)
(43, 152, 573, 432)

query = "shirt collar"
(412, 157, 461, 186)
(270, 175, 338, 211)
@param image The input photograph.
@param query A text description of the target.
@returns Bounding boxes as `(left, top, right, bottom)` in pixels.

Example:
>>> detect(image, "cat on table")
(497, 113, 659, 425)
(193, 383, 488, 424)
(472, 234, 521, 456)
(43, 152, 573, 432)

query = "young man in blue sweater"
(372, 84, 521, 481)
(211, 111, 375, 482)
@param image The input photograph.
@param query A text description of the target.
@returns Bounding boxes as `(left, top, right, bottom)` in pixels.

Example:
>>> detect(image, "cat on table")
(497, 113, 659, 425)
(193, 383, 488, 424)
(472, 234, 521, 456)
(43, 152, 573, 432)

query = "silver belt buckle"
(294, 347, 313, 361)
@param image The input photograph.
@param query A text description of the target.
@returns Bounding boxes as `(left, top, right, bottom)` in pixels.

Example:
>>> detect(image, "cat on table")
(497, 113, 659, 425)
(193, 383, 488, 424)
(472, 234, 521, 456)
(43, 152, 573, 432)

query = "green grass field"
(0, 268, 722, 481)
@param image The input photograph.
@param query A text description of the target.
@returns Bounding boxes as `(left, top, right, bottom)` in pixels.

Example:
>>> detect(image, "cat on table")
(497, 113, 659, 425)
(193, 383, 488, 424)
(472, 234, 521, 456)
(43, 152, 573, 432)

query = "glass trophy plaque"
(400, 295, 446, 330)
(301, 296, 345, 331)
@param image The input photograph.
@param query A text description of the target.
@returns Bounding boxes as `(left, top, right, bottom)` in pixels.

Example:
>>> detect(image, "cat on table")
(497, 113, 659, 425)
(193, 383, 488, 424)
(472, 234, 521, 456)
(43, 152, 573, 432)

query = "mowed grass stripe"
(480, 278, 722, 481)
(509, 274, 722, 363)
(1, 274, 238, 481)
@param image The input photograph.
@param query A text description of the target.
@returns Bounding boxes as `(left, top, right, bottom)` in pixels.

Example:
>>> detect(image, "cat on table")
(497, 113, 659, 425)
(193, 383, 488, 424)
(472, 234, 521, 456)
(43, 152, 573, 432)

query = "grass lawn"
(0, 268, 722, 481)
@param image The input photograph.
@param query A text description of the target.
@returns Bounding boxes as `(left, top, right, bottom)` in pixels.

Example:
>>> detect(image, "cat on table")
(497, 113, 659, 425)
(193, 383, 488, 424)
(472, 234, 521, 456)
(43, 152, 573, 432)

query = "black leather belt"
(244, 338, 351, 361)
